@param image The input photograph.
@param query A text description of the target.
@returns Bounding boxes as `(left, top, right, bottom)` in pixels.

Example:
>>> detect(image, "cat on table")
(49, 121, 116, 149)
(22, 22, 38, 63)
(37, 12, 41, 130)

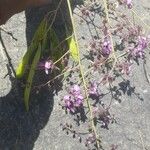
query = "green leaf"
(16, 19, 47, 78)
(24, 43, 41, 111)
(67, 36, 79, 61)
(64, 26, 79, 62)
(16, 50, 33, 78)
(63, 6, 79, 62)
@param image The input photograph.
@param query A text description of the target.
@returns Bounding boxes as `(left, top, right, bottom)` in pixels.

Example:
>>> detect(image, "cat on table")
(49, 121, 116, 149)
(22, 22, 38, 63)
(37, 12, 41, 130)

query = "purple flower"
(64, 95, 70, 101)
(132, 47, 144, 58)
(124, 0, 132, 9)
(63, 84, 84, 113)
(74, 95, 84, 107)
(102, 38, 112, 56)
(100, 75, 114, 85)
(89, 81, 99, 96)
(44, 60, 54, 74)
(38, 60, 54, 74)
(70, 85, 81, 96)
(64, 95, 75, 113)
(117, 61, 132, 75)
(129, 36, 149, 58)
(92, 106, 111, 129)
(137, 36, 148, 49)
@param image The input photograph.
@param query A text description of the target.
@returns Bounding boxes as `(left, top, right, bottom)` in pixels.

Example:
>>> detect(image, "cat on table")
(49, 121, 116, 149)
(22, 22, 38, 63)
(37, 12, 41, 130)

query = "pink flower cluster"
(117, 61, 132, 75)
(88, 81, 100, 97)
(63, 85, 84, 113)
(124, 0, 132, 9)
(129, 36, 149, 58)
(38, 60, 54, 74)
(93, 107, 111, 128)
(102, 38, 112, 56)
(89, 37, 112, 57)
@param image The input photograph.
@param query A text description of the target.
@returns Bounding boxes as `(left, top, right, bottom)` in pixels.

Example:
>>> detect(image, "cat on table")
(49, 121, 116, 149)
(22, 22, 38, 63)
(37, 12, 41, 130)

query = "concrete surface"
(0, 0, 150, 150)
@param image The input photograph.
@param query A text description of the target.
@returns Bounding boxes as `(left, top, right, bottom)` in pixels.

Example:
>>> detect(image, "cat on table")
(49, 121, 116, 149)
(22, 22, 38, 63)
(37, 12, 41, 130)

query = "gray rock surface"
(0, 0, 150, 150)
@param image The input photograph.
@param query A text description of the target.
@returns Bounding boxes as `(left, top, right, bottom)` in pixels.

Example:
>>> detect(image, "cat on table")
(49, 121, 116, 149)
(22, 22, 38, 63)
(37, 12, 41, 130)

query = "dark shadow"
(0, 25, 54, 150)
(0, 72, 54, 150)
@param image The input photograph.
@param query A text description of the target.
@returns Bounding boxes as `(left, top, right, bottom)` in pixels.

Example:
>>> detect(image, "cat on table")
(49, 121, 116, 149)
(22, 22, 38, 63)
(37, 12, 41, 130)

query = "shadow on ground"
(0, 74, 54, 150)
(0, 6, 54, 148)
(0, 3, 59, 150)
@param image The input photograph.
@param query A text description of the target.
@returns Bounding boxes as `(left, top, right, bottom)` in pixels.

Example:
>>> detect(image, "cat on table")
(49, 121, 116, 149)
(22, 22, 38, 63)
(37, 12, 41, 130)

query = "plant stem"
(102, 0, 117, 62)
(66, 0, 101, 148)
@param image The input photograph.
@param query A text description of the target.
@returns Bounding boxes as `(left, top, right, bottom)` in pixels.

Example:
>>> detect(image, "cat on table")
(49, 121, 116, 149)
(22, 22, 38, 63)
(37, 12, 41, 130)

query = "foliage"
(16, 0, 150, 149)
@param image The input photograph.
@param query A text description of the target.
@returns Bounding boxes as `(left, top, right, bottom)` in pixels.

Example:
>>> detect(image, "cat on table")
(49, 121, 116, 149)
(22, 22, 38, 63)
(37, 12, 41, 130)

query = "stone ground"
(0, 0, 150, 150)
